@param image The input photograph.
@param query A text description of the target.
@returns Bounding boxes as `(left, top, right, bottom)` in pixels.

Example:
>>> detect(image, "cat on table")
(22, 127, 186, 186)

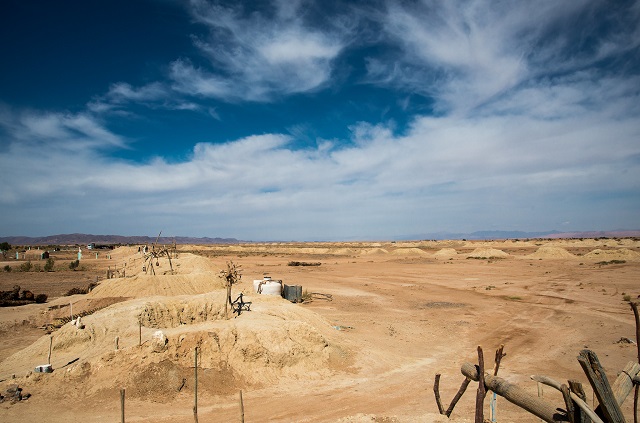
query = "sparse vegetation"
(63, 282, 98, 296)
(596, 260, 626, 265)
(3, 265, 11, 272)
(69, 259, 80, 270)
(0, 285, 48, 306)
(287, 261, 321, 266)
(0, 242, 10, 259)
(19, 261, 32, 272)
(623, 294, 632, 301)
(44, 257, 55, 272)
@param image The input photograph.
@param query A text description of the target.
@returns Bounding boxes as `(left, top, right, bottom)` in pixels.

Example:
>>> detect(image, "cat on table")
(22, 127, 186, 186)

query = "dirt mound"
(526, 246, 576, 259)
(359, 248, 389, 255)
(466, 248, 510, 259)
(139, 297, 227, 328)
(390, 248, 428, 256)
(88, 273, 222, 299)
(433, 248, 457, 258)
(583, 248, 640, 261)
(0, 291, 350, 396)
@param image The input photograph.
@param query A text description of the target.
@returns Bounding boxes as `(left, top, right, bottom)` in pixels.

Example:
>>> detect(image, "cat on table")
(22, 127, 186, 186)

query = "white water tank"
(253, 276, 283, 296)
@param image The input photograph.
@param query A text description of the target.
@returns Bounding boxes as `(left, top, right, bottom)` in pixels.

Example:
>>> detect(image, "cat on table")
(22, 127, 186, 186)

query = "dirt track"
(1, 239, 639, 422)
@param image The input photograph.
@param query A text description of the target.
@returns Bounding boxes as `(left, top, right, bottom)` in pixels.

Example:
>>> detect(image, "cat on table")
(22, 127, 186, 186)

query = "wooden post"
(434, 373, 445, 414)
(462, 362, 565, 423)
(120, 388, 125, 423)
(569, 380, 590, 423)
(630, 302, 640, 423)
(577, 349, 626, 423)
(139, 321, 142, 347)
(475, 346, 486, 423)
(239, 390, 245, 423)
(561, 384, 576, 423)
(48, 335, 53, 364)
(115, 336, 119, 350)
(194, 347, 198, 423)
(445, 378, 471, 417)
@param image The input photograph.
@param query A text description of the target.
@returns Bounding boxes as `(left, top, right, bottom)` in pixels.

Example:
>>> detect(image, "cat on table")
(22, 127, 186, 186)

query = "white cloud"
(2, 90, 639, 239)
(373, 0, 640, 115)
(171, 0, 352, 101)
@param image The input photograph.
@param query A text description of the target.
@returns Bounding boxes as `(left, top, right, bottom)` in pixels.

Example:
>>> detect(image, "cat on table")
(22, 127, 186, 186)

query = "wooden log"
(434, 373, 445, 414)
(562, 384, 576, 423)
(462, 363, 565, 423)
(532, 375, 603, 423)
(578, 349, 626, 423)
(569, 380, 591, 423)
(446, 378, 471, 417)
(239, 389, 245, 423)
(603, 362, 640, 407)
(476, 346, 486, 423)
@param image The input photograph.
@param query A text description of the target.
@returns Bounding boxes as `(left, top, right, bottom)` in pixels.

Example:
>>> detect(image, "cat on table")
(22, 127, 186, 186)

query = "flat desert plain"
(1, 238, 640, 422)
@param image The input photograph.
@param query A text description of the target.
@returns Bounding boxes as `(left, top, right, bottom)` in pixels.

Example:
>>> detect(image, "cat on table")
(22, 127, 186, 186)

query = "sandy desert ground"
(1, 238, 640, 422)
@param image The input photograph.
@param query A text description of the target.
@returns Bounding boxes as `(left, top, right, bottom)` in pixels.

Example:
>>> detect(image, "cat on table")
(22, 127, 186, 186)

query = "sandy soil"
(1, 239, 639, 422)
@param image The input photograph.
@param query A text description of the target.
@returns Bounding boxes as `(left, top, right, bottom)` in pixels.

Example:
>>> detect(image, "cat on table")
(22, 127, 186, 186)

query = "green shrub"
(3, 265, 11, 272)
(69, 259, 80, 270)
(44, 258, 55, 272)
(19, 261, 32, 272)
(34, 294, 48, 303)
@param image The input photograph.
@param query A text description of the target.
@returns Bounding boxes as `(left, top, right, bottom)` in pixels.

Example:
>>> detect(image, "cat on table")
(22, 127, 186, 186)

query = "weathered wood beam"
(578, 349, 626, 423)
(461, 362, 566, 423)
(531, 375, 603, 423)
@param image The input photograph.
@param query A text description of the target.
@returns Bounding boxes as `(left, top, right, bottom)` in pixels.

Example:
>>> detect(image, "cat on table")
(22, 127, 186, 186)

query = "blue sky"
(1, 0, 639, 241)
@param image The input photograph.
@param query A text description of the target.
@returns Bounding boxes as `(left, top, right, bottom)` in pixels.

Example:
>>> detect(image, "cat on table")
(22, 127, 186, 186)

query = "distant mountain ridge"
(1, 230, 639, 245)
(0, 233, 241, 246)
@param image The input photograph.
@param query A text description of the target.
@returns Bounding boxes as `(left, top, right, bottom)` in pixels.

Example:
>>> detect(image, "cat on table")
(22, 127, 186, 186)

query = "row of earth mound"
(202, 245, 640, 261)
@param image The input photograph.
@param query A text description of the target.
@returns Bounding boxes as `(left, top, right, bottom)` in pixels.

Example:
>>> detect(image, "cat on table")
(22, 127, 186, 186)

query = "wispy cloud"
(370, 0, 640, 115)
(170, 0, 353, 101)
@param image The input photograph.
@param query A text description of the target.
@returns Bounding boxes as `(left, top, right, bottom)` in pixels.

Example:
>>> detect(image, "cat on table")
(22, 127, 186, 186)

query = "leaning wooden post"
(48, 335, 53, 364)
(120, 388, 125, 423)
(138, 321, 142, 347)
(475, 346, 486, 423)
(194, 347, 198, 423)
(239, 390, 245, 423)
(115, 336, 119, 351)
(445, 378, 471, 417)
(434, 373, 445, 414)
(577, 349, 626, 423)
